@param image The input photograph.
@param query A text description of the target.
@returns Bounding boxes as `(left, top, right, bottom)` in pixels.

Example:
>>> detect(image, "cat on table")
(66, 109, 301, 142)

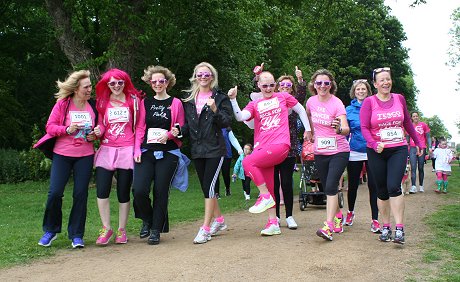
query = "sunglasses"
(150, 79, 168, 85)
(107, 80, 125, 87)
(353, 79, 367, 84)
(372, 67, 390, 80)
(279, 82, 293, 88)
(260, 83, 276, 89)
(196, 72, 212, 78)
(314, 80, 331, 86)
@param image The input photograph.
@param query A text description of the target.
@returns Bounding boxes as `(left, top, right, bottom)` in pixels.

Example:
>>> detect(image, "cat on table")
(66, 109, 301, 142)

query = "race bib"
(379, 127, 404, 143)
(70, 111, 92, 127)
(317, 137, 337, 151)
(257, 97, 279, 114)
(108, 107, 129, 123)
(147, 128, 167, 144)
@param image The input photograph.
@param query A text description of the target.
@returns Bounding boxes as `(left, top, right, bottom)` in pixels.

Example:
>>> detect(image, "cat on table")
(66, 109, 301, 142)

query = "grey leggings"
(409, 147, 426, 186)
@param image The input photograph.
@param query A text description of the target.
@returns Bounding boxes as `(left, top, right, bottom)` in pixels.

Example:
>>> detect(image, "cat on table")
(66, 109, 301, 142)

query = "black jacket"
(182, 88, 232, 159)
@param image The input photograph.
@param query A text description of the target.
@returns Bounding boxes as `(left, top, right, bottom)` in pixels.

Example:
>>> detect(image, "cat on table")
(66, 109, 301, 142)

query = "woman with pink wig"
(93, 68, 143, 245)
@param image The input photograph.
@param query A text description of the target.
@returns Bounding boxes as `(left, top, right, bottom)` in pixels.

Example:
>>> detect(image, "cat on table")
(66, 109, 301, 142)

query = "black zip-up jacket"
(182, 88, 232, 159)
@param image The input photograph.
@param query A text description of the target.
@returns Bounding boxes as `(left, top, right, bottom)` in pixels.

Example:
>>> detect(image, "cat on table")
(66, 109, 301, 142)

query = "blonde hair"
(349, 80, 372, 99)
(182, 62, 219, 102)
(141, 65, 176, 91)
(275, 75, 297, 94)
(55, 70, 91, 100)
(307, 69, 337, 95)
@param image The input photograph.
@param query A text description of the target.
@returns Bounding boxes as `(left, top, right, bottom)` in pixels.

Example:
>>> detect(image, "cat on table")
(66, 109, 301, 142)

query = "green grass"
(0, 168, 274, 269)
(417, 166, 460, 281)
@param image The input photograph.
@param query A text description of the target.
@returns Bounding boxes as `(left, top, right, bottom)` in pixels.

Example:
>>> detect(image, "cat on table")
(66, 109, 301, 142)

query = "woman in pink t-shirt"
(35, 70, 97, 249)
(305, 69, 350, 241)
(93, 68, 143, 245)
(407, 111, 431, 193)
(228, 71, 311, 236)
(360, 67, 422, 245)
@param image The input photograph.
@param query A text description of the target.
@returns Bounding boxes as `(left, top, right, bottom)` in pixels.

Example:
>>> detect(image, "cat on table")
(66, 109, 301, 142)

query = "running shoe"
(333, 216, 343, 233)
(115, 228, 128, 244)
(260, 222, 281, 236)
(193, 228, 211, 244)
(419, 186, 424, 193)
(370, 220, 381, 233)
(71, 238, 85, 249)
(393, 229, 405, 244)
(244, 192, 250, 200)
(286, 216, 298, 230)
(316, 222, 333, 241)
(210, 220, 227, 236)
(38, 232, 57, 247)
(409, 185, 417, 194)
(248, 194, 275, 214)
(345, 211, 354, 226)
(96, 226, 113, 245)
(139, 221, 151, 238)
(379, 227, 392, 242)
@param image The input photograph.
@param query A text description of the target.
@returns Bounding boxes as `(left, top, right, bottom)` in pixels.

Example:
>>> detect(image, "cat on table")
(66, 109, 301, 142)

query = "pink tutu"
(94, 145, 134, 170)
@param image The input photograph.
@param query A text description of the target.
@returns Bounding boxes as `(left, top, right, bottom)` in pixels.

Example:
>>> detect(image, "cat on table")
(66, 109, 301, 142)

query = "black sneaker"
(140, 221, 151, 238)
(393, 229, 405, 244)
(147, 230, 160, 245)
(379, 227, 392, 242)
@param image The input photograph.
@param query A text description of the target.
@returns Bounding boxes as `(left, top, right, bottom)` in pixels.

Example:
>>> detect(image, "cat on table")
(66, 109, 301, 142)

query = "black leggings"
(242, 178, 251, 195)
(366, 146, 408, 200)
(274, 156, 296, 218)
(96, 167, 133, 203)
(347, 160, 378, 220)
(194, 157, 223, 198)
(314, 152, 349, 196)
(132, 151, 179, 232)
(221, 157, 232, 192)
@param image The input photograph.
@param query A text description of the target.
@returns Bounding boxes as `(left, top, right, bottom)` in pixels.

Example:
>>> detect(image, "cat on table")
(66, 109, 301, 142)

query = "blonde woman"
(35, 70, 98, 248)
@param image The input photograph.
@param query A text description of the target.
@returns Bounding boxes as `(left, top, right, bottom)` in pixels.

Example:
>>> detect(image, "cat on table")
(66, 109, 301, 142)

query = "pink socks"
(216, 216, 225, 223)
(202, 225, 210, 232)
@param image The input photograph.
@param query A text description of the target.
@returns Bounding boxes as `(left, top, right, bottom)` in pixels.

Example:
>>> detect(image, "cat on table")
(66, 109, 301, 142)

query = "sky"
(385, 0, 460, 144)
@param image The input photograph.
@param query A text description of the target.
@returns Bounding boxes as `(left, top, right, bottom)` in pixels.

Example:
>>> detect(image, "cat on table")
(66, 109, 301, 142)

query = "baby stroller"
(298, 140, 344, 211)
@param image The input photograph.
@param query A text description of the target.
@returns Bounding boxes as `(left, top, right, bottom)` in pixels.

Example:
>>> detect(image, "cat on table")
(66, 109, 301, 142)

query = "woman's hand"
(157, 132, 168, 144)
(93, 125, 101, 137)
(376, 142, 385, 153)
(207, 98, 217, 113)
(295, 66, 303, 82)
(227, 86, 238, 100)
(134, 155, 141, 163)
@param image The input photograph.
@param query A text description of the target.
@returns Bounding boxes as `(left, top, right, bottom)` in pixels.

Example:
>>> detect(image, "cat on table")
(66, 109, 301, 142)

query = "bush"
(0, 149, 28, 183)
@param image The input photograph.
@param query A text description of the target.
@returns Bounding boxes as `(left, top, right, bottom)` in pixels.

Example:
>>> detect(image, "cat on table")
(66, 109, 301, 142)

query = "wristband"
(66, 126, 71, 135)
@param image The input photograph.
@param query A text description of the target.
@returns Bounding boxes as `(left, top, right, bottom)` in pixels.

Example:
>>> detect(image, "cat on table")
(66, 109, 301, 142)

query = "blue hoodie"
(346, 98, 367, 153)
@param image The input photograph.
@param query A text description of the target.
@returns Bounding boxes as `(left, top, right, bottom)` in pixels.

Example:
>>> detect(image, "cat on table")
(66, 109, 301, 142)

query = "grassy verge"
(0, 168, 284, 269)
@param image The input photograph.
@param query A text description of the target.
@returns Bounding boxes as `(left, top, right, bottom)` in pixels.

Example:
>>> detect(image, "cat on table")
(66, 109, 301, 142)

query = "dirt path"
(0, 165, 444, 281)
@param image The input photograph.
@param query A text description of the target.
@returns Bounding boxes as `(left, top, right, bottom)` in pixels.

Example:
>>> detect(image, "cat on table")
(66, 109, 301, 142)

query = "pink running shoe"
(333, 216, 343, 233)
(370, 220, 381, 233)
(96, 226, 113, 245)
(316, 222, 333, 241)
(115, 228, 128, 244)
(345, 211, 354, 226)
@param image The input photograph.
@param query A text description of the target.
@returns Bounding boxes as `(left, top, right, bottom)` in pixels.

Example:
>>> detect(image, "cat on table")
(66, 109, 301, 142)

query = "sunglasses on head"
(150, 79, 168, 85)
(279, 82, 293, 88)
(260, 83, 276, 89)
(353, 79, 367, 84)
(314, 80, 331, 86)
(372, 67, 390, 80)
(107, 80, 124, 87)
(196, 72, 212, 78)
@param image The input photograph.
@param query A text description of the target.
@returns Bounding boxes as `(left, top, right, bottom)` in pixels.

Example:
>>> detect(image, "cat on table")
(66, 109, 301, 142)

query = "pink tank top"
(100, 101, 135, 147)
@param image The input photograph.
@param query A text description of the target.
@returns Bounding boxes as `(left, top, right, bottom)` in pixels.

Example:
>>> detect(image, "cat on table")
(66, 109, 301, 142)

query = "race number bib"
(316, 137, 337, 151)
(257, 97, 279, 114)
(147, 128, 167, 144)
(108, 107, 129, 123)
(70, 111, 92, 127)
(379, 127, 404, 143)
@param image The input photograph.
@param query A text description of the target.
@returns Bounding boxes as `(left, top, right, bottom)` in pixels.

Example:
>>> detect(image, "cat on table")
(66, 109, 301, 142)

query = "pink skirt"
(94, 145, 134, 171)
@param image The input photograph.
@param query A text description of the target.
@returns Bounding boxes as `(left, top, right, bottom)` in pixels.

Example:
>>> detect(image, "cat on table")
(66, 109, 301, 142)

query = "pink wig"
(95, 68, 144, 115)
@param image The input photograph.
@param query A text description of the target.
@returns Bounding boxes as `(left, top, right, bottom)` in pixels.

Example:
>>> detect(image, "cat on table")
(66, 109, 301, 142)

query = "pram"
(298, 140, 344, 211)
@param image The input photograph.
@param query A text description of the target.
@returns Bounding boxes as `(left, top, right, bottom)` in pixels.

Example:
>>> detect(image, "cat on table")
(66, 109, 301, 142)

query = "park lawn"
(0, 168, 280, 269)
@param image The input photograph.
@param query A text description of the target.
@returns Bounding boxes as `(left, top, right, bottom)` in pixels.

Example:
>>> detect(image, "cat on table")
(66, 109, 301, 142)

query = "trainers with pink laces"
(248, 194, 275, 214)
(333, 216, 343, 233)
(345, 211, 354, 226)
(260, 221, 281, 236)
(316, 222, 333, 241)
(96, 226, 113, 245)
(370, 220, 381, 233)
(115, 228, 128, 244)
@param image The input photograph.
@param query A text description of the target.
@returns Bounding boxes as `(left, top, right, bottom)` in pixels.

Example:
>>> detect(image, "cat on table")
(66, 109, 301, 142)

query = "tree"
(448, 7, 460, 87)
(421, 115, 452, 140)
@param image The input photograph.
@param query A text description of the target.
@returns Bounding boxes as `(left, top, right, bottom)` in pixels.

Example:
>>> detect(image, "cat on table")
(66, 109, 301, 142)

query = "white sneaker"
(260, 222, 281, 236)
(409, 185, 417, 194)
(286, 216, 298, 229)
(248, 195, 275, 213)
(432, 169, 435, 172)
(419, 186, 424, 192)
(210, 220, 227, 236)
(193, 228, 211, 244)
(244, 192, 250, 200)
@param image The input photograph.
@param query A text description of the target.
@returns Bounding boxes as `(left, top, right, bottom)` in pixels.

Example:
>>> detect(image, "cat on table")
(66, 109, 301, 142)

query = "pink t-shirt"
(306, 95, 350, 155)
(54, 101, 96, 157)
(100, 101, 135, 147)
(243, 92, 298, 147)
(195, 91, 212, 115)
(409, 121, 430, 148)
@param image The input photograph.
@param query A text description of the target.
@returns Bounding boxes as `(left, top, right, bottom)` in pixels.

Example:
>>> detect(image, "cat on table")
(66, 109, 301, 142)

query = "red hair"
(95, 68, 144, 116)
